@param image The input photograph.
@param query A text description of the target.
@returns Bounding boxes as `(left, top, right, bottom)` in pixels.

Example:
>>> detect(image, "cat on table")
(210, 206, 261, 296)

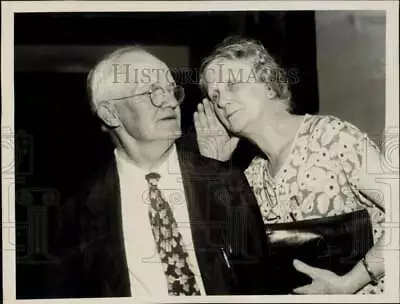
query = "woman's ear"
(96, 102, 121, 128)
(258, 69, 276, 99)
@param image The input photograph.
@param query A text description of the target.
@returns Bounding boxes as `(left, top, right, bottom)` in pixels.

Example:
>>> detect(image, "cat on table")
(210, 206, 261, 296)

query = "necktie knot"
(145, 172, 161, 188)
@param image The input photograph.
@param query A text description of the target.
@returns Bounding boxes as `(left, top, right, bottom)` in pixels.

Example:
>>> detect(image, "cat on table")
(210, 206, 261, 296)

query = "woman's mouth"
(227, 110, 239, 120)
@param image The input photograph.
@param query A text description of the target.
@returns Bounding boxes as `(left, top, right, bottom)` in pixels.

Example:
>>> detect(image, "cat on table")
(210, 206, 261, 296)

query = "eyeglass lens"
(151, 86, 185, 106)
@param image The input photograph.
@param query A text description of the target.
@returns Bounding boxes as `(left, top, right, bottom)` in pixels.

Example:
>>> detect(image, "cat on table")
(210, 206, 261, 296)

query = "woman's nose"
(214, 84, 232, 108)
(216, 93, 232, 108)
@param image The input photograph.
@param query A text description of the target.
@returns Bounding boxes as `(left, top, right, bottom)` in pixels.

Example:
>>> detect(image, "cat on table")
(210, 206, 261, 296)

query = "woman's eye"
(227, 81, 239, 90)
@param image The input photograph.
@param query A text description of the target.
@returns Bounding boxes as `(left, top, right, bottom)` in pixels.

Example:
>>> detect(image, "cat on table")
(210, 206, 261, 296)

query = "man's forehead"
(113, 52, 168, 70)
(109, 52, 175, 91)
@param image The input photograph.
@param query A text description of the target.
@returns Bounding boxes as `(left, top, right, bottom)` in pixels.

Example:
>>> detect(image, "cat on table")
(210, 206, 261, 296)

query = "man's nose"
(161, 93, 180, 109)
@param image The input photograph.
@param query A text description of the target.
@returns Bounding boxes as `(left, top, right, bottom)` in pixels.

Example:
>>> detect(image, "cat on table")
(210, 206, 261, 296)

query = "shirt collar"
(114, 144, 180, 179)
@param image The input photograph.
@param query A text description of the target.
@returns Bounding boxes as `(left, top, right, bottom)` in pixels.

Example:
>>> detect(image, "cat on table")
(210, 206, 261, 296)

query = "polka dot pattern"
(244, 114, 385, 294)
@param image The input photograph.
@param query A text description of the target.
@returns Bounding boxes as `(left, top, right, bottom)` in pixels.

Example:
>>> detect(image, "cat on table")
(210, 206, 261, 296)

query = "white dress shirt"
(115, 145, 206, 297)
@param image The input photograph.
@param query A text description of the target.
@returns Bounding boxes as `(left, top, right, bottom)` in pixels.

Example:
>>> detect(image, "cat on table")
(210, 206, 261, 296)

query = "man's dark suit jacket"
(51, 143, 271, 298)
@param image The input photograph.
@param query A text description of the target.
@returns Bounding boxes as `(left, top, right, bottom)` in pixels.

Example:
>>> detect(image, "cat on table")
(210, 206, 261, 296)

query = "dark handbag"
(263, 209, 374, 294)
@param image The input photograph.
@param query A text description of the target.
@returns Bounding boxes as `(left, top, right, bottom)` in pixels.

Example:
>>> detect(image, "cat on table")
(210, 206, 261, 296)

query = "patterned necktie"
(145, 172, 201, 296)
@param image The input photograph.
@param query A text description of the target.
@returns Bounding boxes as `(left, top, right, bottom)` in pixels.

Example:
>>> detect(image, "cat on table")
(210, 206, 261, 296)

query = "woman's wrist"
(341, 261, 373, 293)
(361, 257, 380, 286)
(342, 235, 385, 293)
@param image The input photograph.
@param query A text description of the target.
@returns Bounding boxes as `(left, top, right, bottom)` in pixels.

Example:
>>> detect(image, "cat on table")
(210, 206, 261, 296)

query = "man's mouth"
(159, 114, 177, 121)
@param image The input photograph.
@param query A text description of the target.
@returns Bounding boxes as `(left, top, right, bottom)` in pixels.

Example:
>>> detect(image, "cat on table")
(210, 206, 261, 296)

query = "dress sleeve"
(329, 117, 385, 239)
(319, 116, 386, 294)
(336, 120, 383, 206)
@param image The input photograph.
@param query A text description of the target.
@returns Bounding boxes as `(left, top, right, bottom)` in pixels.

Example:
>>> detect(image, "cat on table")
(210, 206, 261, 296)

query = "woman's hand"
(292, 259, 356, 294)
(194, 98, 239, 161)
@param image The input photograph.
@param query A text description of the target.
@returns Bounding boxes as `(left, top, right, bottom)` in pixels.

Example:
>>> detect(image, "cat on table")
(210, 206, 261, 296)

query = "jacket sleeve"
(213, 161, 271, 294)
(46, 195, 87, 298)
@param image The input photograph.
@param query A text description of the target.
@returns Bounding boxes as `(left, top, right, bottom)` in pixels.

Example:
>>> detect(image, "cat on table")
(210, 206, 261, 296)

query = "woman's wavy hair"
(199, 36, 293, 111)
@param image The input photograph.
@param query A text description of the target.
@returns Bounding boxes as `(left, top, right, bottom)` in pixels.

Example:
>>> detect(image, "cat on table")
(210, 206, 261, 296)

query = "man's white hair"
(87, 45, 148, 112)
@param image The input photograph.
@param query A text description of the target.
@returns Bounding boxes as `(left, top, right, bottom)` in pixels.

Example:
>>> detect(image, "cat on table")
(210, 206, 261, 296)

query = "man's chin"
(170, 130, 182, 140)
(159, 129, 182, 142)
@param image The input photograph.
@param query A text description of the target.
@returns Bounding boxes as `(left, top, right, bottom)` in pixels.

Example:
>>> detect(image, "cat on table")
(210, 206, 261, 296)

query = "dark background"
(14, 12, 319, 299)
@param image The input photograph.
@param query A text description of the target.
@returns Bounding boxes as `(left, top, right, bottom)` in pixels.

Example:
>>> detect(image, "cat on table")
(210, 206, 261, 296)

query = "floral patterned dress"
(244, 114, 385, 294)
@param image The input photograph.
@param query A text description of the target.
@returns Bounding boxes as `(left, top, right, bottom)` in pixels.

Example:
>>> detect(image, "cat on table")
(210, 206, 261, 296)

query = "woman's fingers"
(197, 102, 209, 130)
(194, 100, 236, 161)
(193, 111, 201, 131)
(194, 105, 208, 135)
(202, 98, 218, 128)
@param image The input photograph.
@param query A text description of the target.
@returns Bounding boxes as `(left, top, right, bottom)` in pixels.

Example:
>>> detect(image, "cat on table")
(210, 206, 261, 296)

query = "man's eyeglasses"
(100, 85, 185, 108)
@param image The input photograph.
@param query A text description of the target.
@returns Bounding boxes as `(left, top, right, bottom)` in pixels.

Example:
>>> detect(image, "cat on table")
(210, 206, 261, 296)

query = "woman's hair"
(199, 36, 292, 109)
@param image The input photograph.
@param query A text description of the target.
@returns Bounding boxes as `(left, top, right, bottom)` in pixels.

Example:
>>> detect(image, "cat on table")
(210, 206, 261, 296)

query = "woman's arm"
(341, 235, 384, 292)
(294, 128, 389, 294)
(341, 134, 388, 291)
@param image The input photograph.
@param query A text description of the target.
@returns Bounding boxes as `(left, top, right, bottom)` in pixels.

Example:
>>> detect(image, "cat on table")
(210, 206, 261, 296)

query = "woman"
(194, 36, 385, 294)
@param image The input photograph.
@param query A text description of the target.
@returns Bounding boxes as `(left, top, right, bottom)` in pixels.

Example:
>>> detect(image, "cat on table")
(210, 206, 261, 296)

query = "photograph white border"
(2, 1, 399, 303)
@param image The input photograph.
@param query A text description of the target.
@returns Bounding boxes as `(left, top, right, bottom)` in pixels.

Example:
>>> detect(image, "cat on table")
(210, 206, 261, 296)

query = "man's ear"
(96, 102, 121, 128)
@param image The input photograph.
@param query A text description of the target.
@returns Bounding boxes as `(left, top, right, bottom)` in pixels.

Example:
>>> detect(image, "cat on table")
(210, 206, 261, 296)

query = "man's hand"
(292, 259, 355, 294)
(194, 98, 239, 161)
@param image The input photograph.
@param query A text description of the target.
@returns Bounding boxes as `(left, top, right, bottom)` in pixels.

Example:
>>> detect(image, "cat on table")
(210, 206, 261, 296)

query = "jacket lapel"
(176, 146, 234, 294)
(82, 157, 131, 297)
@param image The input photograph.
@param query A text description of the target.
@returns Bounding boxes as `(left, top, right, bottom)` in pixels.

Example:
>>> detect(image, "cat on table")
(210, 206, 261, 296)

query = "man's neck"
(116, 138, 176, 171)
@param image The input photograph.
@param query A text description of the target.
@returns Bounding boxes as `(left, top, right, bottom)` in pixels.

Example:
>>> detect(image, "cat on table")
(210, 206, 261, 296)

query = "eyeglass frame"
(97, 84, 185, 108)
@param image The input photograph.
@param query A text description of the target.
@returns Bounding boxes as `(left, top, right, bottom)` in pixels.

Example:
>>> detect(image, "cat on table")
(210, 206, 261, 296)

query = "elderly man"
(51, 46, 270, 298)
